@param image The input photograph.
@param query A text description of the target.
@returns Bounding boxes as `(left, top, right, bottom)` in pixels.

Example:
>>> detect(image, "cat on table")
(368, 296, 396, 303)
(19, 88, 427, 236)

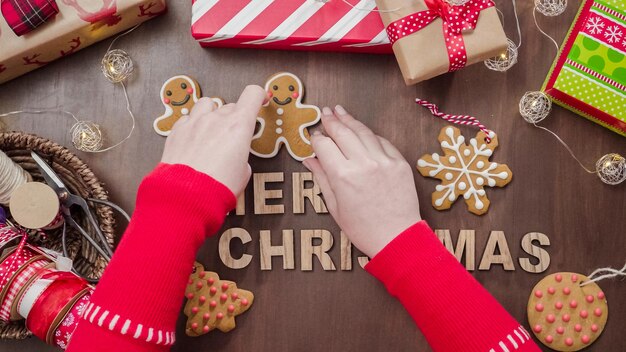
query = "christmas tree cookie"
(184, 262, 254, 335)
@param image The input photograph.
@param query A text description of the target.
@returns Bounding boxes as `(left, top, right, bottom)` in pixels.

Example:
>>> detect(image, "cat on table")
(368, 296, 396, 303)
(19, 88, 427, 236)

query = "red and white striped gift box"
(191, 0, 393, 53)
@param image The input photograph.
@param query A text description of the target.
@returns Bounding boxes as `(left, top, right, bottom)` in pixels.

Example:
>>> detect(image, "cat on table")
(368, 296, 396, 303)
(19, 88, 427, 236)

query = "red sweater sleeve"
(365, 221, 541, 352)
(67, 163, 236, 352)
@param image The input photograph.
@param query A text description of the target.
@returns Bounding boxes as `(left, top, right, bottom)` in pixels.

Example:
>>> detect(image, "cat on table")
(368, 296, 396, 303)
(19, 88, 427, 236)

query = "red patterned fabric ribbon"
(386, 0, 494, 72)
(26, 271, 90, 343)
(0, 258, 48, 321)
(53, 290, 92, 350)
(0, 0, 59, 36)
(0, 234, 31, 289)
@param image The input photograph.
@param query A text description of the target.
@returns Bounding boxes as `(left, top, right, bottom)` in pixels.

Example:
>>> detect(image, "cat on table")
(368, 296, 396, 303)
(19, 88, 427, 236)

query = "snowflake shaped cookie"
(417, 126, 512, 215)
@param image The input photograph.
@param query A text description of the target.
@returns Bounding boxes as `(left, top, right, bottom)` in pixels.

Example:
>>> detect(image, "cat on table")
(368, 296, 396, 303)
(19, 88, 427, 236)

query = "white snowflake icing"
(417, 127, 511, 214)
(55, 329, 62, 337)
(57, 339, 68, 350)
(604, 25, 623, 43)
(62, 313, 75, 327)
(64, 332, 73, 341)
(586, 16, 605, 34)
(75, 299, 88, 317)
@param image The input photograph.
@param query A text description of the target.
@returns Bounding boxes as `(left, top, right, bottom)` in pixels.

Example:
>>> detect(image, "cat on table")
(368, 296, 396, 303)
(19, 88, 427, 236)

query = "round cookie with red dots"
(527, 272, 608, 351)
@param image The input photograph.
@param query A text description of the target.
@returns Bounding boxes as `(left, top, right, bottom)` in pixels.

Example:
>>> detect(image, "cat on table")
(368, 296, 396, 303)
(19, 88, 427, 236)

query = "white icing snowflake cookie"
(417, 126, 512, 215)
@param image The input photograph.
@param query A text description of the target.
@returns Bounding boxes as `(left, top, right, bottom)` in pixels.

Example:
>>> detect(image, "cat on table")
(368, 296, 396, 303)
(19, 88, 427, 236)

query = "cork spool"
(9, 182, 62, 230)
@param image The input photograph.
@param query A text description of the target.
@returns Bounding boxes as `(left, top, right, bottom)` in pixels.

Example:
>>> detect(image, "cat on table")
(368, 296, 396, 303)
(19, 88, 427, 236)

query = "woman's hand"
(303, 106, 422, 258)
(161, 85, 267, 196)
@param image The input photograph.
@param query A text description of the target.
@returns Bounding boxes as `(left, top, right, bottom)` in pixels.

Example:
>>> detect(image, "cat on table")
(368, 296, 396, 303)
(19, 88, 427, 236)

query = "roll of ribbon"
(45, 287, 90, 345)
(53, 290, 92, 349)
(11, 262, 55, 320)
(0, 226, 23, 252)
(0, 258, 48, 321)
(26, 271, 90, 342)
(9, 182, 64, 230)
(0, 239, 38, 291)
(16, 269, 54, 320)
(0, 0, 59, 36)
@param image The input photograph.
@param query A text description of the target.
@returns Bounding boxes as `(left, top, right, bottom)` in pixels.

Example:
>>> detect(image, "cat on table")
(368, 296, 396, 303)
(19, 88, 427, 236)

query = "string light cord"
(511, 0, 522, 49)
(90, 81, 136, 153)
(0, 109, 80, 122)
(0, 99, 135, 153)
(0, 25, 140, 153)
(530, 122, 596, 174)
(106, 23, 142, 53)
(533, 7, 560, 52)
(485, 0, 521, 71)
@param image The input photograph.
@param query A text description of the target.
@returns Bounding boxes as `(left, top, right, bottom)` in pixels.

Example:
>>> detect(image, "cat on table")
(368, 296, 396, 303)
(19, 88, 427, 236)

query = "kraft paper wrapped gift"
(0, 0, 167, 84)
(375, 0, 508, 85)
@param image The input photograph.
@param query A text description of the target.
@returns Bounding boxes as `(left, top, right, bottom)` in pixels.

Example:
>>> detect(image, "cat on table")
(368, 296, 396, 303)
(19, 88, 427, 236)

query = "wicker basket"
(0, 132, 117, 339)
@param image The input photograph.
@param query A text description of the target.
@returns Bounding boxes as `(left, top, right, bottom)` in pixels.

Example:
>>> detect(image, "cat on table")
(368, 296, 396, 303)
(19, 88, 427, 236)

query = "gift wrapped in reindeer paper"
(0, 0, 166, 84)
(375, 0, 508, 85)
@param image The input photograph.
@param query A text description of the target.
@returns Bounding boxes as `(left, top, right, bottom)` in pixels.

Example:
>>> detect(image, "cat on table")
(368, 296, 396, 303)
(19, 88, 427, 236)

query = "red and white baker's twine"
(416, 99, 493, 142)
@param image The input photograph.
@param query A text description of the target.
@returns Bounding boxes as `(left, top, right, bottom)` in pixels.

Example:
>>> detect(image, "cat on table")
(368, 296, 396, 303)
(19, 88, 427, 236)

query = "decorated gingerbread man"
(154, 75, 223, 136)
(251, 72, 320, 161)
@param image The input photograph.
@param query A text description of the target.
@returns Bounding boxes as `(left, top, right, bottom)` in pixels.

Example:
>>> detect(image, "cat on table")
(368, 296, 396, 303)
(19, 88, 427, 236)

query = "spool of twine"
(0, 151, 32, 205)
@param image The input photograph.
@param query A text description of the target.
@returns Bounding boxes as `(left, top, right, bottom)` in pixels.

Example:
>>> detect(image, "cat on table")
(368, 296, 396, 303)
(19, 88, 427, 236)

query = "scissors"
(31, 151, 113, 261)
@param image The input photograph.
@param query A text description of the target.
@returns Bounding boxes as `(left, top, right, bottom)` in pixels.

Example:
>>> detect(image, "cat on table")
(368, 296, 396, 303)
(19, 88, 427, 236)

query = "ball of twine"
(70, 121, 104, 152)
(446, 0, 471, 5)
(519, 91, 552, 124)
(534, 0, 567, 16)
(485, 38, 519, 72)
(596, 153, 626, 185)
(101, 49, 134, 83)
(0, 150, 32, 205)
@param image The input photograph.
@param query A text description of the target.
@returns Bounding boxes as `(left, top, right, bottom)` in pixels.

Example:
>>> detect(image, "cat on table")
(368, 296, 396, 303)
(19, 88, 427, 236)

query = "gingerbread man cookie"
(417, 126, 512, 215)
(251, 72, 320, 161)
(184, 262, 254, 335)
(527, 272, 608, 351)
(154, 75, 224, 136)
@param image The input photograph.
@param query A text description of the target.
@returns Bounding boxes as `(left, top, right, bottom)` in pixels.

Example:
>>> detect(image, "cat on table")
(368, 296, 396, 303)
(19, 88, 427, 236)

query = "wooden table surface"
(1, 0, 624, 351)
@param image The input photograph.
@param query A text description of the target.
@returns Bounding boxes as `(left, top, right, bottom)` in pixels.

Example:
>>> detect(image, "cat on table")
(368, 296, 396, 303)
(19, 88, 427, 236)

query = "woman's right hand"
(303, 106, 422, 258)
(161, 85, 267, 197)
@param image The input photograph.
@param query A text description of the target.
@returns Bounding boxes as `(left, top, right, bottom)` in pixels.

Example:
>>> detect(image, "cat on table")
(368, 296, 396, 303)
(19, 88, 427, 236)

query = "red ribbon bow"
(386, 0, 494, 72)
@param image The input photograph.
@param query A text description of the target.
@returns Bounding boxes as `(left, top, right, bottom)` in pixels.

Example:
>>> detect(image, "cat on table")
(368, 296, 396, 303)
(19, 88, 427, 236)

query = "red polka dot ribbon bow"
(386, 0, 494, 72)
(1, 0, 59, 36)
